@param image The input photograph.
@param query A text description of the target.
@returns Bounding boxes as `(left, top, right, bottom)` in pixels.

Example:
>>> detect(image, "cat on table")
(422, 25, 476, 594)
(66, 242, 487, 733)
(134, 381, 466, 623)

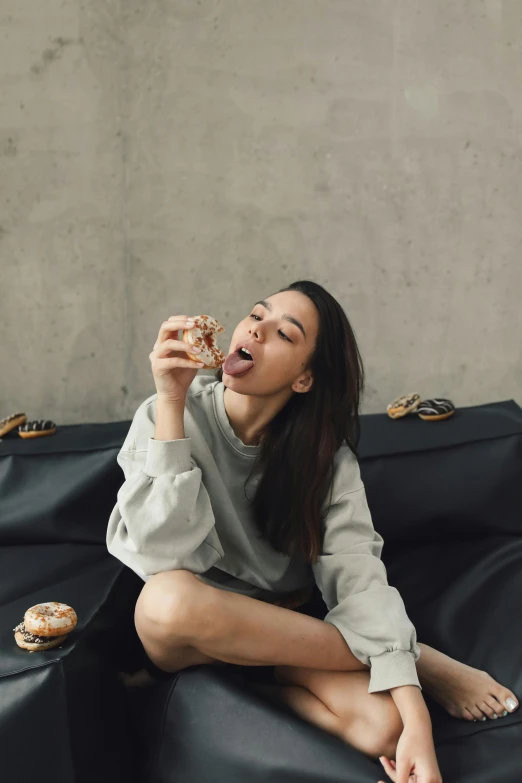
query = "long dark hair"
(214, 280, 365, 565)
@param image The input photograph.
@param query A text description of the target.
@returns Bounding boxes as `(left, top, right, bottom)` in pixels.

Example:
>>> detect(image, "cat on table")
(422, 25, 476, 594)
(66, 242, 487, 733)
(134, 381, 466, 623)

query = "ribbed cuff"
(143, 437, 192, 477)
(368, 649, 422, 694)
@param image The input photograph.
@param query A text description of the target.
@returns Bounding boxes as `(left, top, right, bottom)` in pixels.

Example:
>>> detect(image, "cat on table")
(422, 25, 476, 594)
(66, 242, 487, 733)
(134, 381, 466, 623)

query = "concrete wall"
(2, 0, 521, 425)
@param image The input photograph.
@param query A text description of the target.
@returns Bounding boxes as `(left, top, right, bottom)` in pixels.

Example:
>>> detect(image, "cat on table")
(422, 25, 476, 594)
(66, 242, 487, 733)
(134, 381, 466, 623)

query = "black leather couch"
(1, 396, 522, 783)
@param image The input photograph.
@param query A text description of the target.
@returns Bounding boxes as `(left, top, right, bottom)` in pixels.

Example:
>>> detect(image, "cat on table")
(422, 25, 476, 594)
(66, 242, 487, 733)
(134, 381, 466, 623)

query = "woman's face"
(224, 290, 319, 394)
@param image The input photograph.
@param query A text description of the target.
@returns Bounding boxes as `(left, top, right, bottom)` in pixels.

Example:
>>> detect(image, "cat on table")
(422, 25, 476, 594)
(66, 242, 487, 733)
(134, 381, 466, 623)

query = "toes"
(119, 668, 155, 687)
(468, 705, 487, 722)
(488, 687, 519, 715)
(502, 694, 519, 714)
(274, 665, 302, 686)
(273, 667, 291, 685)
(486, 696, 508, 719)
(463, 708, 478, 722)
(479, 701, 499, 720)
(484, 674, 519, 714)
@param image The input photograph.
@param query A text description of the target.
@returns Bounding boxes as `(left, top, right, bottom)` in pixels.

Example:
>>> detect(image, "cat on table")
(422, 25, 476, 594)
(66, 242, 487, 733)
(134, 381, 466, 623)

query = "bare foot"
(417, 645, 519, 722)
(117, 658, 231, 688)
(118, 669, 156, 688)
(251, 682, 285, 702)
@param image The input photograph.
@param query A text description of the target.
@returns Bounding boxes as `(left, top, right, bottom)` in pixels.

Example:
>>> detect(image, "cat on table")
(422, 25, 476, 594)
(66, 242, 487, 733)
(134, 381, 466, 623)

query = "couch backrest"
(0, 422, 130, 546)
(1, 399, 521, 547)
(359, 399, 522, 543)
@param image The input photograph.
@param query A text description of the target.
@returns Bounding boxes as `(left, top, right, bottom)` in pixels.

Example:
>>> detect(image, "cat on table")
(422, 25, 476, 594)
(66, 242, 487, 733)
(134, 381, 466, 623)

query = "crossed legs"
(133, 569, 403, 758)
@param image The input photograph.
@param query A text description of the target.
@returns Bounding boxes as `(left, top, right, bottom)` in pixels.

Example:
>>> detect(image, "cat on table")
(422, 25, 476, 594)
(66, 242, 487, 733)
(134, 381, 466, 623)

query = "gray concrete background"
(2, 0, 521, 425)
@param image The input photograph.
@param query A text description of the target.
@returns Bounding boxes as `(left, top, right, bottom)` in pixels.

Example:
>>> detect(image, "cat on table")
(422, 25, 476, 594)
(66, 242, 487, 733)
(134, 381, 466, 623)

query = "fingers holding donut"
(150, 315, 206, 400)
(150, 314, 226, 402)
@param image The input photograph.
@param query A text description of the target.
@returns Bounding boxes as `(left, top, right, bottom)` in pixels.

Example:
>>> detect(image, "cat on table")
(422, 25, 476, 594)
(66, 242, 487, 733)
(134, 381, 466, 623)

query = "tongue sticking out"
(223, 350, 255, 377)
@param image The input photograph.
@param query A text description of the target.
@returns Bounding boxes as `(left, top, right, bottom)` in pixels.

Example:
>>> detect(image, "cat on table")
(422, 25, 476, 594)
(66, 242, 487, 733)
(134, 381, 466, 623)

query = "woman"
(108, 280, 518, 783)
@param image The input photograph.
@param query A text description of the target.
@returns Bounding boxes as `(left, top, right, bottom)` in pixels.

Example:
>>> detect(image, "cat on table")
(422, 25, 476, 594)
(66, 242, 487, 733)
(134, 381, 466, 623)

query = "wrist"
(401, 708, 433, 733)
(155, 394, 186, 440)
(402, 716, 433, 734)
(390, 685, 432, 729)
(157, 393, 186, 407)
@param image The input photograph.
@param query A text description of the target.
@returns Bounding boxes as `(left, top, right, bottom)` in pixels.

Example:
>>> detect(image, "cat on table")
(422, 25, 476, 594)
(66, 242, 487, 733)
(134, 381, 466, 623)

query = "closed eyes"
(249, 313, 291, 341)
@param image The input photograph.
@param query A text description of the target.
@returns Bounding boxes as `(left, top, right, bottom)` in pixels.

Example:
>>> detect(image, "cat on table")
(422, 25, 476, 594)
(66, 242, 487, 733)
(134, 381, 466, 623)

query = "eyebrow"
(253, 300, 306, 339)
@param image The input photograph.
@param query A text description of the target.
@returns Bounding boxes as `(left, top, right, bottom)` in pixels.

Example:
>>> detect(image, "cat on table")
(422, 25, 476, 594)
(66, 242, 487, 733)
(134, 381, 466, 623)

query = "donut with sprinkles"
(386, 393, 422, 419)
(182, 314, 226, 369)
(0, 412, 27, 437)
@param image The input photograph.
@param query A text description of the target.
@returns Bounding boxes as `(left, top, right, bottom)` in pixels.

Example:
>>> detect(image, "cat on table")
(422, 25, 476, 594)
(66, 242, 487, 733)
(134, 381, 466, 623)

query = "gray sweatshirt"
(106, 375, 421, 693)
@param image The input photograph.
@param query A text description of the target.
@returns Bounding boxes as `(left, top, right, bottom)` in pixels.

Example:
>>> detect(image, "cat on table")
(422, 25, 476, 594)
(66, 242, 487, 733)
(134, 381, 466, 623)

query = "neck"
(223, 384, 292, 446)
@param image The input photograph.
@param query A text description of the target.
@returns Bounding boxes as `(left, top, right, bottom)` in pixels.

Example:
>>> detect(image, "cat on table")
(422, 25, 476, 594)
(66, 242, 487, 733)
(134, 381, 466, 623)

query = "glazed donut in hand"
(182, 314, 226, 369)
(13, 602, 78, 652)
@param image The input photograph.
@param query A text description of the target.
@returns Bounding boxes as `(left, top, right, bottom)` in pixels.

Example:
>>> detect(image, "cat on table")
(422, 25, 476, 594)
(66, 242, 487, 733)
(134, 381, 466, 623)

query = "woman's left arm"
(380, 685, 443, 783)
(390, 683, 431, 727)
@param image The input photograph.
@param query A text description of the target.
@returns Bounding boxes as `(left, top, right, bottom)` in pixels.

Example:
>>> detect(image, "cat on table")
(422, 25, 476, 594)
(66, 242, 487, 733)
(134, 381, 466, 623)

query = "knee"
(134, 569, 205, 640)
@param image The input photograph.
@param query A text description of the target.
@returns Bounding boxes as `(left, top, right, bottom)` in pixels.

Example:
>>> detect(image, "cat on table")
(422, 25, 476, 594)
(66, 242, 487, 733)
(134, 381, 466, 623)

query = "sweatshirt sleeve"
(106, 397, 224, 582)
(312, 480, 421, 695)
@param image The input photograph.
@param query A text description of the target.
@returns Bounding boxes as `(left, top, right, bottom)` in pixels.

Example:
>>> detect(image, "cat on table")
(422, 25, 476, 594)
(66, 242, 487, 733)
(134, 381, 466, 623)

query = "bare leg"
(192, 592, 519, 723)
(135, 571, 520, 723)
(252, 682, 348, 742)
(137, 576, 369, 673)
(267, 669, 403, 758)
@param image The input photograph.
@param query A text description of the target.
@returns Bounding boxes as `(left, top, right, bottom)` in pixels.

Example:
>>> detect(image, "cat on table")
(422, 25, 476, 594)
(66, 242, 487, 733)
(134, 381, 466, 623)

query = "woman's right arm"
(107, 310, 224, 582)
(106, 394, 224, 582)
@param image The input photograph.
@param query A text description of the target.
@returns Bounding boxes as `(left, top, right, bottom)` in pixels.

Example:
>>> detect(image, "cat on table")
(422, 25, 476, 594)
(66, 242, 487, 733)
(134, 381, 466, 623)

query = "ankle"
(416, 644, 457, 688)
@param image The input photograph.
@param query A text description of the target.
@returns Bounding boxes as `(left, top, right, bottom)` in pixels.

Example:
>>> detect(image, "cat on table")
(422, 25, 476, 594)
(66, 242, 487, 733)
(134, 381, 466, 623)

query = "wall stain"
(4, 136, 17, 156)
(30, 36, 75, 74)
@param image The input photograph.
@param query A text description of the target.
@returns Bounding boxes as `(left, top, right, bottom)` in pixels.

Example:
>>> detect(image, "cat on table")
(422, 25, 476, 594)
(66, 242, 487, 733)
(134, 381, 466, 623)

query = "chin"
(223, 372, 243, 385)
(221, 372, 235, 389)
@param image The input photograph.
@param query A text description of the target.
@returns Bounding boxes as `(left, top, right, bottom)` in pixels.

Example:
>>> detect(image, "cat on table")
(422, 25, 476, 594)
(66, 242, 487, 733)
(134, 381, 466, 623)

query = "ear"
(293, 372, 313, 394)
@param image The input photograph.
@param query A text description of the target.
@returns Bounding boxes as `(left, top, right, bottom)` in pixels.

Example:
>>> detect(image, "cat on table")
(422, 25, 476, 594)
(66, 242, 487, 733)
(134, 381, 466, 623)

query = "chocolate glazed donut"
(18, 419, 57, 438)
(415, 398, 456, 421)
